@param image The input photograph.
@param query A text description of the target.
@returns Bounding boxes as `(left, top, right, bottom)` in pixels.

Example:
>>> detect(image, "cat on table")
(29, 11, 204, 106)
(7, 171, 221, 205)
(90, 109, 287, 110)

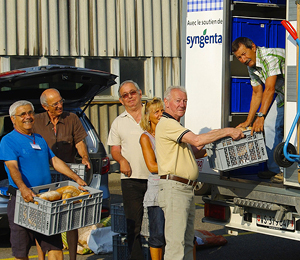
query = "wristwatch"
(257, 112, 266, 118)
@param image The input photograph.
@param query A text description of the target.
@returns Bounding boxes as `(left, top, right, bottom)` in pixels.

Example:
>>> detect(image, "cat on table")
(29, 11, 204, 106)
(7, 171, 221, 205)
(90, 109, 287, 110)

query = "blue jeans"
(264, 99, 284, 173)
(121, 179, 147, 260)
(147, 206, 165, 248)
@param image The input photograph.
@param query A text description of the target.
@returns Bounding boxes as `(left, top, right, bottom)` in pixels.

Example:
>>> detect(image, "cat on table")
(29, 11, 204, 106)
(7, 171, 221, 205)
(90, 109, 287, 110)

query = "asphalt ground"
(2, 173, 300, 260)
(0, 173, 221, 260)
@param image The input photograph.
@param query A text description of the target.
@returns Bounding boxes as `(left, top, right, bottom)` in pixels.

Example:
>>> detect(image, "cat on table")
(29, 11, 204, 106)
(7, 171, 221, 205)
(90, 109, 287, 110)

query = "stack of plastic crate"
(111, 203, 151, 260)
(50, 163, 86, 183)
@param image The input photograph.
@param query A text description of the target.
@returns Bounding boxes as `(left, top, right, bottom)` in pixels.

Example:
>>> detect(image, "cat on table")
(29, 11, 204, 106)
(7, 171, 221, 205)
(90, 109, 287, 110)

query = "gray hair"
(40, 88, 61, 106)
(118, 80, 140, 97)
(9, 100, 34, 117)
(164, 86, 187, 101)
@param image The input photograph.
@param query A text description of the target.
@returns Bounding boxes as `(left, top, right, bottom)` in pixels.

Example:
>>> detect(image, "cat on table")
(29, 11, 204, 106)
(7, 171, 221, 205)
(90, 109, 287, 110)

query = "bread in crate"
(14, 181, 103, 236)
(37, 185, 90, 202)
(206, 130, 268, 171)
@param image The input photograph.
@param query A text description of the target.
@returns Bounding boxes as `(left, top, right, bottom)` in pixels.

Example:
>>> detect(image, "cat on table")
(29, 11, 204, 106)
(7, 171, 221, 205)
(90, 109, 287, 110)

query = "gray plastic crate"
(14, 181, 103, 236)
(111, 203, 149, 236)
(50, 163, 86, 183)
(113, 234, 150, 260)
(206, 130, 268, 171)
(111, 203, 127, 234)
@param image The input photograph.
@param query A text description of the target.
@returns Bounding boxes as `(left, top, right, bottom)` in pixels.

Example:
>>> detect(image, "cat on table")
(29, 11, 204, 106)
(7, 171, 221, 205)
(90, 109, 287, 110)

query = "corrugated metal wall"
(0, 0, 182, 57)
(84, 102, 125, 152)
(0, 0, 184, 152)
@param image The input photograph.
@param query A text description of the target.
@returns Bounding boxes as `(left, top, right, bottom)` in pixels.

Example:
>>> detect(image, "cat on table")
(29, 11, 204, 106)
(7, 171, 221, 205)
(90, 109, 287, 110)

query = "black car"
(0, 65, 117, 227)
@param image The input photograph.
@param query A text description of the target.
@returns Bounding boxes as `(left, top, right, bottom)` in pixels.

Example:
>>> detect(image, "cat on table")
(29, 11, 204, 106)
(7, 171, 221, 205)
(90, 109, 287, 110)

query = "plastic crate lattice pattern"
(111, 203, 149, 236)
(14, 181, 103, 236)
(206, 130, 268, 171)
(50, 164, 86, 183)
(113, 234, 150, 260)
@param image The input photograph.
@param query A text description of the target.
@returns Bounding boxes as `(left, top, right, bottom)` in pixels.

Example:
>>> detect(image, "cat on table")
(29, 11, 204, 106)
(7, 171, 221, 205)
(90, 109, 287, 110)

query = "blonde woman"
(140, 97, 165, 260)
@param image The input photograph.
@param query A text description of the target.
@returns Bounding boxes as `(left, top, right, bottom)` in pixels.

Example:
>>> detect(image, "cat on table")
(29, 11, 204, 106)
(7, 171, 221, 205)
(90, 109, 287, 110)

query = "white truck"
(182, 0, 300, 240)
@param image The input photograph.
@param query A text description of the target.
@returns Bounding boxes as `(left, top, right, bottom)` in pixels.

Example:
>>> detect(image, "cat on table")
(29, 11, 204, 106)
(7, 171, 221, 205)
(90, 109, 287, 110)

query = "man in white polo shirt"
(108, 80, 149, 260)
(156, 86, 244, 260)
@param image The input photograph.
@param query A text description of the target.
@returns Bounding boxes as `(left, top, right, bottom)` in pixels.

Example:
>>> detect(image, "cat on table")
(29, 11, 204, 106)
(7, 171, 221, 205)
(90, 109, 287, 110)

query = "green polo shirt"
(155, 112, 199, 181)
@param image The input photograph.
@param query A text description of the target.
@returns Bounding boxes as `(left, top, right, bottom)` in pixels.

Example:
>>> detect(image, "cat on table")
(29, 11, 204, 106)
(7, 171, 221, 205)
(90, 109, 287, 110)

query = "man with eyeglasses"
(108, 80, 149, 260)
(0, 100, 87, 260)
(232, 37, 285, 183)
(33, 88, 90, 260)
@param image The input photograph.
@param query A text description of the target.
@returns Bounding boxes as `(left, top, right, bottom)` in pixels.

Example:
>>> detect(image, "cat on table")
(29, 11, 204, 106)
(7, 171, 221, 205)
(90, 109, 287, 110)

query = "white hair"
(164, 86, 187, 101)
(9, 100, 34, 117)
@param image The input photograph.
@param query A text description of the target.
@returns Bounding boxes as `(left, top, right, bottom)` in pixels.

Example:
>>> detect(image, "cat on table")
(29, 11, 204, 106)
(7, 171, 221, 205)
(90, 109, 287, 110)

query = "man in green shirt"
(232, 37, 285, 182)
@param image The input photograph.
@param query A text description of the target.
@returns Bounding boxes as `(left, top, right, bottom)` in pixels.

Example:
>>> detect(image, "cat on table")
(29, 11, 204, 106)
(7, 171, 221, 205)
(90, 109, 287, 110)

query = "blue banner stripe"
(187, 0, 223, 12)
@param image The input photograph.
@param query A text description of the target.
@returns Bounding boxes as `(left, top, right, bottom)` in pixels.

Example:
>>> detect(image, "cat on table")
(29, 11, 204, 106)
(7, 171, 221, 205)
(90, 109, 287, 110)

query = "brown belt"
(160, 174, 198, 187)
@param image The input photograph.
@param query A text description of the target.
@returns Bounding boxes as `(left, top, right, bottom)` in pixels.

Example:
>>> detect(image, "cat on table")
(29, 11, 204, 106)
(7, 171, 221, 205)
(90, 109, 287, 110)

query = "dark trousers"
(148, 206, 165, 248)
(121, 178, 147, 260)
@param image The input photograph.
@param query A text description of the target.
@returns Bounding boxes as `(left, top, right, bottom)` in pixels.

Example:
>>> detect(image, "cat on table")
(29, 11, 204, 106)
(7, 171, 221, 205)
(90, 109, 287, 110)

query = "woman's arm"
(140, 134, 158, 173)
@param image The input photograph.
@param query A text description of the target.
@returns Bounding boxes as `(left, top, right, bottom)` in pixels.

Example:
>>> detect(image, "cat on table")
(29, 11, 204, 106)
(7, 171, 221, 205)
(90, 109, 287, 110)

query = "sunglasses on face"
(121, 90, 139, 99)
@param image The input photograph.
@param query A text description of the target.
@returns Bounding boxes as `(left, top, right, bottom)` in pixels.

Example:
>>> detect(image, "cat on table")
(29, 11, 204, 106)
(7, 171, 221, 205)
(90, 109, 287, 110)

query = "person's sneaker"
(258, 170, 277, 179)
(271, 172, 283, 184)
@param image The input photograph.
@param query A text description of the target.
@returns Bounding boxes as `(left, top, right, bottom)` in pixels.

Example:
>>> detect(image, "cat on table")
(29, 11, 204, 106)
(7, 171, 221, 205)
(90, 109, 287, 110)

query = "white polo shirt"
(108, 110, 150, 180)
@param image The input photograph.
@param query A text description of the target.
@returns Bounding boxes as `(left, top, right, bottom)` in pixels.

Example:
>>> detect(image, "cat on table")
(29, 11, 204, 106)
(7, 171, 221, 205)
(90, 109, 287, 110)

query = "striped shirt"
(248, 46, 285, 107)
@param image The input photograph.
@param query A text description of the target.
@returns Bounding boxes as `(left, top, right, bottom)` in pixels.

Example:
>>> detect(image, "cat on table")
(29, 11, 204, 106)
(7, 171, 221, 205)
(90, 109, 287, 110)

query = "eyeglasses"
(15, 111, 35, 119)
(121, 90, 139, 99)
(49, 98, 65, 108)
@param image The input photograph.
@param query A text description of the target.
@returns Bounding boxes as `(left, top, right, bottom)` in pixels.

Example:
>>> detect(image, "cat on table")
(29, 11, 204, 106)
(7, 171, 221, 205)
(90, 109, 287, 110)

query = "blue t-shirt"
(0, 130, 55, 189)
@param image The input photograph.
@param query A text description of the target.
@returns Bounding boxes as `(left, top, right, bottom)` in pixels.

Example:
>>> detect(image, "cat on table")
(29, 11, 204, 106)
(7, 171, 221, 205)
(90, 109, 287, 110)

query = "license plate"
(256, 214, 295, 231)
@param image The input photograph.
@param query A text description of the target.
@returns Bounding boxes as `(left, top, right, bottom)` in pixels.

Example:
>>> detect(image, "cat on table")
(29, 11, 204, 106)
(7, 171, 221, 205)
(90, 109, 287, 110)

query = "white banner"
(184, 0, 224, 174)
(185, 1, 224, 133)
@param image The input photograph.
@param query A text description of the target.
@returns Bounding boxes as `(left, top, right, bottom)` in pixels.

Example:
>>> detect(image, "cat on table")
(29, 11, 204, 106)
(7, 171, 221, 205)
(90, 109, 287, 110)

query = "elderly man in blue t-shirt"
(0, 100, 87, 260)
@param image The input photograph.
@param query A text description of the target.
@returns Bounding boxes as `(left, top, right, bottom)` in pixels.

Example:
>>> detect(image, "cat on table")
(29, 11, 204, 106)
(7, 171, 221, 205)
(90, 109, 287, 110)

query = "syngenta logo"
(187, 29, 222, 48)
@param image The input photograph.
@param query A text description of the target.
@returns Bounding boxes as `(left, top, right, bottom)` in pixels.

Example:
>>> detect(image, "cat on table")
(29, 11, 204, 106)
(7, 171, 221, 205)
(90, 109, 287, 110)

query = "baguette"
(74, 191, 90, 203)
(56, 185, 81, 197)
(78, 191, 90, 196)
(39, 191, 62, 201)
(61, 192, 73, 200)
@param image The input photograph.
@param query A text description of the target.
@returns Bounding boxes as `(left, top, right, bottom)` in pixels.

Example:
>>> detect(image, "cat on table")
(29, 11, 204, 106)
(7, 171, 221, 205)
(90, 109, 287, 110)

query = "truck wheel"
(273, 142, 296, 168)
(194, 182, 211, 195)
